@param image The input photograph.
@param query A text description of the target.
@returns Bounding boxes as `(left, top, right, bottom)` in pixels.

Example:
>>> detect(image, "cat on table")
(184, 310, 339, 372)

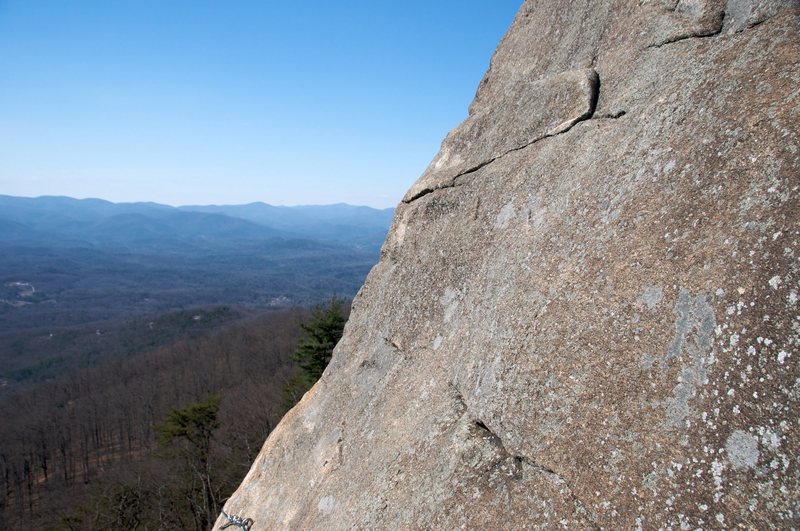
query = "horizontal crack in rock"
(645, 4, 784, 49)
(402, 164, 484, 203)
(403, 71, 600, 204)
(648, 4, 793, 48)
(596, 110, 627, 119)
(646, 26, 723, 48)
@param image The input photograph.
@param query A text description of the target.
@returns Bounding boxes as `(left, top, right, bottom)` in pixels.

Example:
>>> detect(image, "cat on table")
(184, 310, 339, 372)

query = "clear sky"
(0, 1, 521, 208)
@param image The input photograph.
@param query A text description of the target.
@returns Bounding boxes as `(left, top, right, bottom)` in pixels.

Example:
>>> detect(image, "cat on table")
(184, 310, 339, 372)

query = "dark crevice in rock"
(402, 165, 483, 204)
(358, 358, 376, 369)
(720, 7, 729, 34)
(472, 418, 600, 529)
(382, 336, 403, 354)
(474, 419, 491, 433)
(646, 26, 723, 48)
(360, 337, 405, 369)
(402, 188, 434, 204)
(449, 386, 600, 526)
(337, 420, 346, 465)
(403, 71, 600, 205)
(586, 69, 600, 119)
(596, 110, 627, 119)
(743, 16, 772, 30)
(448, 382, 468, 416)
(525, 459, 601, 530)
(722, 5, 797, 33)
(646, 7, 731, 49)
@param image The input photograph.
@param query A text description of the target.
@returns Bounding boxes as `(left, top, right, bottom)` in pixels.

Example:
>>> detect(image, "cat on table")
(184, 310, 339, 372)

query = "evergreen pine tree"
(293, 297, 347, 385)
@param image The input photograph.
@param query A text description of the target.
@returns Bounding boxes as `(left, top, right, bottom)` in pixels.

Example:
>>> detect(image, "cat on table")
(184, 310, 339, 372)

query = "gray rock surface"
(216, 1, 800, 528)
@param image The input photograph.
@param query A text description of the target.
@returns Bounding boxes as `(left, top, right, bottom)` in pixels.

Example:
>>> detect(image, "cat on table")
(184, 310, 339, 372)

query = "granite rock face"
(217, 1, 800, 528)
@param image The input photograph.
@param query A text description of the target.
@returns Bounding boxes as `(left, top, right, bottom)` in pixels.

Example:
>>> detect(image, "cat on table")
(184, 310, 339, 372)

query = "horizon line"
(0, 193, 397, 211)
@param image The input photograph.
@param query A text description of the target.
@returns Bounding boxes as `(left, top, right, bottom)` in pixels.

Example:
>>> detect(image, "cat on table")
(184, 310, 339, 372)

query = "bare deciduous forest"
(0, 306, 329, 530)
(0, 196, 371, 529)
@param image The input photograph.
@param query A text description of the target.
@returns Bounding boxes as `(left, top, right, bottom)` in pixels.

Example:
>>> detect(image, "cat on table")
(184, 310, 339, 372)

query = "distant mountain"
(0, 195, 171, 225)
(83, 211, 283, 249)
(179, 202, 395, 247)
(0, 194, 394, 340)
(0, 195, 394, 250)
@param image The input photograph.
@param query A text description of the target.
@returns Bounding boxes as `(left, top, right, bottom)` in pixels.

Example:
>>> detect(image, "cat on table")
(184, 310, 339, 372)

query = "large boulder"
(217, 1, 800, 528)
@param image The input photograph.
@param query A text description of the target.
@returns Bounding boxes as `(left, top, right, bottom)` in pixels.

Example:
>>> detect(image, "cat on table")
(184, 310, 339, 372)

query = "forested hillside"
(0, 195, 377, 528)
(0, 305, 329, 529)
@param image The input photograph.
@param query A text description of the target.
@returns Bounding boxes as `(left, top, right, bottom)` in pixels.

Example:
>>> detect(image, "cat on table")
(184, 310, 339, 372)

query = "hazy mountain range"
(0, 195, 394, 380)
(0, 195, 394, 250)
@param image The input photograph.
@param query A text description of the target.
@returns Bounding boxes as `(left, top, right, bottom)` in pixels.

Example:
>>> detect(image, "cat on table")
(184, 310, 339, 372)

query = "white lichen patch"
(726, 430, 759, 470)
(494, 201, 516, 229)
(440, 287, 462, 323)
(662, 289, 716, 428)
(729, 333, 739, 347)
(768, 275, 782, 290)
(640, 285, 664, 310)
(318, 495, 336, 516)
(711, 459, 725, 502)
(432, 335, 443, 350)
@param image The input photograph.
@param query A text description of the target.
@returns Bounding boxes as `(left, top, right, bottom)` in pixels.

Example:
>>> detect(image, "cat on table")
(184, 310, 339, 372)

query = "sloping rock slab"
(217, 1, 800, 529)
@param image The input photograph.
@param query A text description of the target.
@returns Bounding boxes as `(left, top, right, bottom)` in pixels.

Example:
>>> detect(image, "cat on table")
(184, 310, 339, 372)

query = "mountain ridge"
(0, 194, 394, 382)
(0, 194, 394, 249)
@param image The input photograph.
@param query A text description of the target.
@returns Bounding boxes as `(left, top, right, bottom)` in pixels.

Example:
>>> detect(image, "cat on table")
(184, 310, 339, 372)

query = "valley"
(0, 195, 385, 528)
(0, 194, 392, 386)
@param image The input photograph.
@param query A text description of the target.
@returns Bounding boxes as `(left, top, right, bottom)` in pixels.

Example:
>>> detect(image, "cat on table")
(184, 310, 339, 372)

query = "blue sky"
(0, 1, 521, 208)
